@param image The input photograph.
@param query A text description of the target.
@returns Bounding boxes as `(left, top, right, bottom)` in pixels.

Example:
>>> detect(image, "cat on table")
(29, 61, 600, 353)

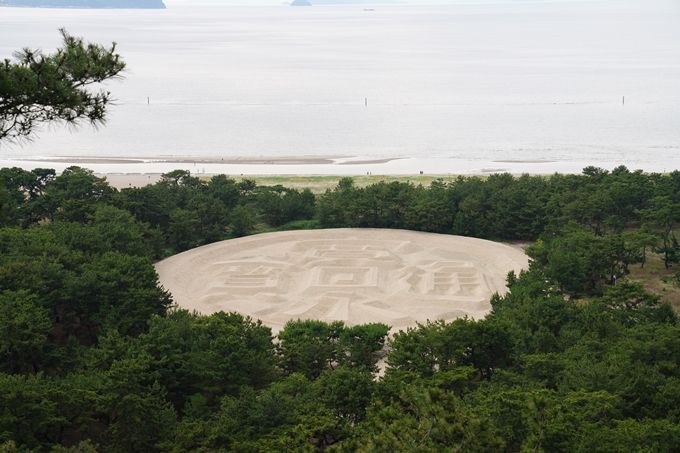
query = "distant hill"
(0, 0, 165, 8)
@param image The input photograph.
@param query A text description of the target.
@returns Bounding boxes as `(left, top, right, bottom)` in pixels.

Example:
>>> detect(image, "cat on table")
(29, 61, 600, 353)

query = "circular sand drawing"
(155, 229, 529, 332)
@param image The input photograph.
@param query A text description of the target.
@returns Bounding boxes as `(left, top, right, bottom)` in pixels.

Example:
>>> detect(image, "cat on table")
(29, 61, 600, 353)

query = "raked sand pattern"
(155, 229, 529, 333)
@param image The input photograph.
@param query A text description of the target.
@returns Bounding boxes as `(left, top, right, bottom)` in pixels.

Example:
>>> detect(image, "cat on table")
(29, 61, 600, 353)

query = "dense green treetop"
(0, 165, 679, 451)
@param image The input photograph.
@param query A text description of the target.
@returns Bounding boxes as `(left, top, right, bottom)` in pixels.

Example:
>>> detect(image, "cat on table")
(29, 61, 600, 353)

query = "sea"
(1, 0, 679, 176)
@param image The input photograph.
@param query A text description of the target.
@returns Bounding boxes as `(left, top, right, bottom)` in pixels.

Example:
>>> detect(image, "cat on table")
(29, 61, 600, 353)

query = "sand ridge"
(155, 229, 529, 333)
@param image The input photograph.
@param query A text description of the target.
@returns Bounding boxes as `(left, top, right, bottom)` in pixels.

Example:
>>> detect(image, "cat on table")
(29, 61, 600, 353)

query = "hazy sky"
(163, 0, 632, 7)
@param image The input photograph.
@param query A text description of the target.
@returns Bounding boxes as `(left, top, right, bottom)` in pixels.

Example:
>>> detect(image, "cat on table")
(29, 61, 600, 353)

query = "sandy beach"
(1, 153, 645, 188)
(26, 155, 362, 166)
(6, 151, 674, 191)
(155, 229, 529, 334)
(103, 173, 164, 189)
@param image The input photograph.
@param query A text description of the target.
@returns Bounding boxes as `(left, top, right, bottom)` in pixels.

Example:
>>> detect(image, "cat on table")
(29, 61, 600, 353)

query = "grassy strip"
(199, 174, 467, 194)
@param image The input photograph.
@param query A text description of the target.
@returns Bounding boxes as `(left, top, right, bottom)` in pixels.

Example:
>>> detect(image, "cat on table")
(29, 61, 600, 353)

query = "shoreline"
(22, 155, 361, 166)
(0, 155, 674, 176)
(2, 155, 674, 190)
(18, 155, 559, 166)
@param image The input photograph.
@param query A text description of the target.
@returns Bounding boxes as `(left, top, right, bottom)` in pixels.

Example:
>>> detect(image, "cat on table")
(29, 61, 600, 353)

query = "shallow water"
(1, 1, 679, 174)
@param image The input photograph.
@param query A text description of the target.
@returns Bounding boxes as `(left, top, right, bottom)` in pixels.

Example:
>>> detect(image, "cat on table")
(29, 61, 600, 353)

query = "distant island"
(0, 0, 165, 8)
(290, 0, 311, 5)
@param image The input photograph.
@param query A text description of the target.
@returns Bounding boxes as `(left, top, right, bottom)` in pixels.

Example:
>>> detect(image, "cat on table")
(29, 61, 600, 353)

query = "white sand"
(155, 229, 529, 333)
(3, 154, 622, 178)
(102, 173, 162, 189)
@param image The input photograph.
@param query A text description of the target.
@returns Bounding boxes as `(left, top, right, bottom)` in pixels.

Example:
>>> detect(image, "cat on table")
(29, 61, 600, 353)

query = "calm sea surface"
(1, 1, 679, 174)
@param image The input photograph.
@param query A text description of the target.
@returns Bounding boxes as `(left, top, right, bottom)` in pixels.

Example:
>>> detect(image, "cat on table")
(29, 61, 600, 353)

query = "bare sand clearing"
(102, 174, 162, 189)
(155, 229, 528, 333)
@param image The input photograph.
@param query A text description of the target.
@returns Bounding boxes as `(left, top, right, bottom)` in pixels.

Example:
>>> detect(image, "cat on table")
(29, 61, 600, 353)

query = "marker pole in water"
(365, 98, 367, 106)
(148, 97, 150, 105)
(623, 96, 624, 105)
